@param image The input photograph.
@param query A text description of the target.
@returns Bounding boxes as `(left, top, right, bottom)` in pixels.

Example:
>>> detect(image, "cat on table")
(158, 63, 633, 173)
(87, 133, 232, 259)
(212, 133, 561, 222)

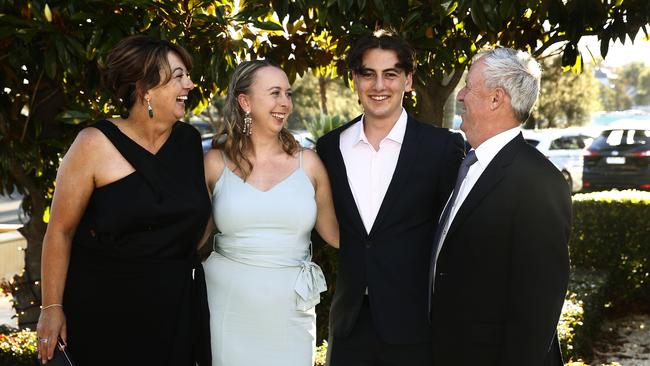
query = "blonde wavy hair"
(214, 60, 299, 180)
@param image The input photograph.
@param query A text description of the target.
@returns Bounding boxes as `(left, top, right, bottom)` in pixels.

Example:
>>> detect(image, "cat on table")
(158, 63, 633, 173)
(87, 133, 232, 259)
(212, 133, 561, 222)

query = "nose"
(184, 75, 194, 90)
(373, 75, 385, 90)
(456, 87, 466, 102)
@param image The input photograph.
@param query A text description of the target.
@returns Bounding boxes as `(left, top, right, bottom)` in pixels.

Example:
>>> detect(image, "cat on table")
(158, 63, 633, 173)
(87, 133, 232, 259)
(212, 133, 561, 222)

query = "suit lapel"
(445, 134, 525, 239)
(369, 117, 420, 236)
(329, 120, 368, 237)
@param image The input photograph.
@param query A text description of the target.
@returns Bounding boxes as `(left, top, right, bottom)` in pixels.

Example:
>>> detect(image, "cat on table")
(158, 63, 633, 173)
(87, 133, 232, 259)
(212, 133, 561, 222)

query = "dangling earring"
(147, 99, 154, 119)
(242, 111, 252, 136)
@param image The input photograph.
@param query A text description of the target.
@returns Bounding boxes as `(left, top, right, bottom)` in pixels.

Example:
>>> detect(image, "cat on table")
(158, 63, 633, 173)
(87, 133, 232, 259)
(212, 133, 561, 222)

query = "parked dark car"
(582, 121, 650, 191)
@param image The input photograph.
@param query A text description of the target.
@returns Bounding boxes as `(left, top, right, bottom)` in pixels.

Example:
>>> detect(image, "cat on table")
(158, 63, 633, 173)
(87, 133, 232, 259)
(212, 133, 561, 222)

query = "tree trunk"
(408, 70, 464, 127)
(442, 91, 456, 129)
(318, 76, 329, 115)
(9, 162, 47, 329)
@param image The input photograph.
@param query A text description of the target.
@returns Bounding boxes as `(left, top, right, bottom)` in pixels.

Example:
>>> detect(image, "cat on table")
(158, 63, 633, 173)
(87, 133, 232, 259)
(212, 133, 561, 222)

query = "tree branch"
(21, 69, 45, 142)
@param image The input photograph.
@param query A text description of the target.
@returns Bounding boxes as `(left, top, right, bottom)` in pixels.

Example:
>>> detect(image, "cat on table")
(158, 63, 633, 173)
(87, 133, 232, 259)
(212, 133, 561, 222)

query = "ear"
(237, 93, 251, 114)
(490, 87, 507, 111)
(404, 72, 413, 93)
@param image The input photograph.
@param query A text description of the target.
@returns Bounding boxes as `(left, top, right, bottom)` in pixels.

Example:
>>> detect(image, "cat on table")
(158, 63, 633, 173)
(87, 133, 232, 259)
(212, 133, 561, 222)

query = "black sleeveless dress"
(62, 120, 212, 365)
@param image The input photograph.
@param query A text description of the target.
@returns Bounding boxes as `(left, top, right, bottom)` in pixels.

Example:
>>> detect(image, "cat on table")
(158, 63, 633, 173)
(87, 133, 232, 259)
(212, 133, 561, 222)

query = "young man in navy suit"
(317, 30, 464, 366)
(429, 48, 571, 365)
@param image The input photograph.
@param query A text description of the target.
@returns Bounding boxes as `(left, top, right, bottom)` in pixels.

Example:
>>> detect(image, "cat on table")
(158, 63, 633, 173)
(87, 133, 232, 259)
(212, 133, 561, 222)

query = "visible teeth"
(271, 113, 285, 119)
(370, 96, 388, 101)
(176, 95, 188, 101)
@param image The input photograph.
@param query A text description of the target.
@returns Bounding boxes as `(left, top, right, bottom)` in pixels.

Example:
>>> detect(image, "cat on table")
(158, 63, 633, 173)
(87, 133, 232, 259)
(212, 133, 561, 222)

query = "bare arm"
(303, 149, 339, 248)
(37, 128, 100, 363)
(198, 149, 225, 248)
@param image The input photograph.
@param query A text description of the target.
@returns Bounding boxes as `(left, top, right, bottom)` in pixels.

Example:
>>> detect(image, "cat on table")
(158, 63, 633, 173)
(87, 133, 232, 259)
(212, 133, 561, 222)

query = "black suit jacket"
(317, 115, 464, 344)
(429, 134, 571, 365)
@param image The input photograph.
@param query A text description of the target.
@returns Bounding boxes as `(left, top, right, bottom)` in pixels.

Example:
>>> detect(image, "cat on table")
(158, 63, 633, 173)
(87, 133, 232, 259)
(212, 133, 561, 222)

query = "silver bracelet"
(41, 303, 63, 311)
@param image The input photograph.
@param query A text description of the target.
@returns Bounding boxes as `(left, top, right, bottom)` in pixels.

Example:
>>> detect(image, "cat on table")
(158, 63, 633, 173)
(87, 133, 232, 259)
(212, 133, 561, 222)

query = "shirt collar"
(354, 108, 408, 146)
(474, 126, 521, 168)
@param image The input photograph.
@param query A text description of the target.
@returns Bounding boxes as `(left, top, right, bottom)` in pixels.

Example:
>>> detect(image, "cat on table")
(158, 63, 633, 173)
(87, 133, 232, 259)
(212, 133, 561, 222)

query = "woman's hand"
(36, 306, 67, 364)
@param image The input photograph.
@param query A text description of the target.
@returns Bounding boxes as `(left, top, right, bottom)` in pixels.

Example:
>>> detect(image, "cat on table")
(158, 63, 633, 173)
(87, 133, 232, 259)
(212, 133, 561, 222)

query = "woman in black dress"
(36, 35, 211, 365)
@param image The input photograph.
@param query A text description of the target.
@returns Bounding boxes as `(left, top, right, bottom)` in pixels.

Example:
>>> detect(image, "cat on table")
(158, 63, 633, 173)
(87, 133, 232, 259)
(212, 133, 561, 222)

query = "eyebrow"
(171, 67, 186, 74)
(359, 66, 403, 73)
(267, 86, 292, 91)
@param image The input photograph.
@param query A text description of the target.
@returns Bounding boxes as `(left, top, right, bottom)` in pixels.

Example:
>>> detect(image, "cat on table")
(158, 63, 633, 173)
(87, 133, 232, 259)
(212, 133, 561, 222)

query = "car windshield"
(590, 129, 650, 149)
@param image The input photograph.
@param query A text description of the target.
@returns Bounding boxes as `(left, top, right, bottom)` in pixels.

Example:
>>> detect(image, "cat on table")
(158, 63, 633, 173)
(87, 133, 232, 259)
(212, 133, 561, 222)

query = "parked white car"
(522, 129, 597, 193)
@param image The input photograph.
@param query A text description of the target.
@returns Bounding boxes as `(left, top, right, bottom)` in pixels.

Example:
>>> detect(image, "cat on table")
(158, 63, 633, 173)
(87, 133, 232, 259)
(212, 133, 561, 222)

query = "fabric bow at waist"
(214, 243, 327, 311)
(294, 260, 327, 311)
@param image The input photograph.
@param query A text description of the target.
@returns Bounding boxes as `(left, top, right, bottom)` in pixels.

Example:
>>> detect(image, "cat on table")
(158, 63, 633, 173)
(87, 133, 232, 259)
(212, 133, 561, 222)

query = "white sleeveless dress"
(203, 151, 326, 366)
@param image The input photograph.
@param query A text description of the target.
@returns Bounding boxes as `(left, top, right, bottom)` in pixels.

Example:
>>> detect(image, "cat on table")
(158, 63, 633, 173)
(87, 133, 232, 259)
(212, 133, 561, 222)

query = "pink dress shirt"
(339, 109, 408, 234)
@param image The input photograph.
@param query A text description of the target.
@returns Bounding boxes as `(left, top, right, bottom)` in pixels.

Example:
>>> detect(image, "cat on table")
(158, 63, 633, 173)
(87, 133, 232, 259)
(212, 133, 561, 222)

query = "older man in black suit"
(429, 48, 572, 365)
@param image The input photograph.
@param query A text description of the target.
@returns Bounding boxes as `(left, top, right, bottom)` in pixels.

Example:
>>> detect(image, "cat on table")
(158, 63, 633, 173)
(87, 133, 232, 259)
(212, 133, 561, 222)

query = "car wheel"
(562, 170, 573, 192)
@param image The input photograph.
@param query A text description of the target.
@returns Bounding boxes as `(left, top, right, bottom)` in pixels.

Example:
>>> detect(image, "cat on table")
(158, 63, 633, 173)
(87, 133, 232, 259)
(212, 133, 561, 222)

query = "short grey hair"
(474, 48, 541, 123)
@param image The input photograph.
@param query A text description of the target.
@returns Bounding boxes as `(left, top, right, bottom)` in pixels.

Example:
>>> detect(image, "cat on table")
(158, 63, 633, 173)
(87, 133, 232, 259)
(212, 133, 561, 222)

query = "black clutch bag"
(39, 338, 75, 366)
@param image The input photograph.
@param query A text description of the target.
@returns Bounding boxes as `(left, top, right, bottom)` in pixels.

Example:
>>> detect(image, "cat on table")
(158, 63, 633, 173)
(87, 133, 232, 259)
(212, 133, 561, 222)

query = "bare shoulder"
(64, 127, 111, 162)
(204, 148, 226, 170)
(301, 148, 325, 171)
(204, 148, 226, 189)
(301, 148, 328, 186)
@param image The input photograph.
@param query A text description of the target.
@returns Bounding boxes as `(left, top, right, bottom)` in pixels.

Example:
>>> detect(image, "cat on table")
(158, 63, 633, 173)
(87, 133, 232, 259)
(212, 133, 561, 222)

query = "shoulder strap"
(219, 149, 228, 164)
(92, 120, 163, 201)
(299, 148, 304, 169)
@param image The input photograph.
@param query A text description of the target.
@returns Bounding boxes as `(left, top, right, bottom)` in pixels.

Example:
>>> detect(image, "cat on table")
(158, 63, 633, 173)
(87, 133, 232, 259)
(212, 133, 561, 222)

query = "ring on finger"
(38, 337, 49, 343)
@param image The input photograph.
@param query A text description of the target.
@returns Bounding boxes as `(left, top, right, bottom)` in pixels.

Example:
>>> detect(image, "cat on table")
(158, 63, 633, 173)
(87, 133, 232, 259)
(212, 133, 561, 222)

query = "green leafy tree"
(0, 0, 247, 327)
(529, 56, 600, 128)
(290, 72, 362, 130)
(599, 82, 633, 111)
(634, 67, 650, 106)
(253, 0, 650, 126)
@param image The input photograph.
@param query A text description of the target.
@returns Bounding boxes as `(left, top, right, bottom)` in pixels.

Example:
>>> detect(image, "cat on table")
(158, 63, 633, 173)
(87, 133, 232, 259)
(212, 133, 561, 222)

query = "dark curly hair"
(347, 29, 416, 76)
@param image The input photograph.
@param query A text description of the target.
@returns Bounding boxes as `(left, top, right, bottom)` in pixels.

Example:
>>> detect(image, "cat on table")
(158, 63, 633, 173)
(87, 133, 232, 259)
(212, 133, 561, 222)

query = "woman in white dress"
(202, 60, 339, 366)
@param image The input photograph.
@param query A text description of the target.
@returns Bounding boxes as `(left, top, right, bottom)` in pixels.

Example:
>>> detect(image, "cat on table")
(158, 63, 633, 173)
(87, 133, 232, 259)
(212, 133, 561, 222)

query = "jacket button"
(364, 240, 372, 248)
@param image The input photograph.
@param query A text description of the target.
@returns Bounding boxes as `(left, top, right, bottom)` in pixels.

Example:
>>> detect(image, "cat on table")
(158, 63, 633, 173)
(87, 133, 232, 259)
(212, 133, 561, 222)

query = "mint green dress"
(203, 150, 326, 366)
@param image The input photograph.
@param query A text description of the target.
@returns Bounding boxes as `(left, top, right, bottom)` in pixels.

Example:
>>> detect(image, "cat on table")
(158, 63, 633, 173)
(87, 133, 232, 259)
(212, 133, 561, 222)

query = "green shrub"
(0, 329, 37, 366)
(303, 113, 346, 143)
(570, 190, 650, 305)
(559, 269, 608, 361)
(314, 340, 328, 366)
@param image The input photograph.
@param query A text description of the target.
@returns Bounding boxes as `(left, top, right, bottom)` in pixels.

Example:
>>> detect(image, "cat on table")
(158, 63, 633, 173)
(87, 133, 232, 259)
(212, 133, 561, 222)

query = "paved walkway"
(0, 293, 17, 328)
(593, 314, 650, 366)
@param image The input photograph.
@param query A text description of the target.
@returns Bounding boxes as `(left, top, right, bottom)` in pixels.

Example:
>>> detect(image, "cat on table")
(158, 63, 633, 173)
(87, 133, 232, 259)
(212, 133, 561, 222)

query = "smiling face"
(457, 59, 493, 147)
(353, 48, 412, 126)
(146, 51, 194, 123)
(238, 66, 293, 136)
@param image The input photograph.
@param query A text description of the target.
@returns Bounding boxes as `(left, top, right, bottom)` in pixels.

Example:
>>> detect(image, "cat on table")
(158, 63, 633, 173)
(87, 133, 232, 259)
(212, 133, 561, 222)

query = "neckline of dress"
(104, 120, 179, 157)
(224, 165, 303, 194)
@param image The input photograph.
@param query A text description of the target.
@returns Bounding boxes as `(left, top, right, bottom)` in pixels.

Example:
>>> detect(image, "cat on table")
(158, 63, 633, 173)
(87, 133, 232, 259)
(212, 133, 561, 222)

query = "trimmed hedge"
(562, 190, 650, 362)
(570, 190, 650, 305)
(559, 269, 608, 361)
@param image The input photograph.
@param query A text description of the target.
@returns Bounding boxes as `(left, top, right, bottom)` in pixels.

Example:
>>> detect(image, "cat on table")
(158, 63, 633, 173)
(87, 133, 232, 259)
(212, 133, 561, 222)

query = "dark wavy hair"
(347, 29, 416, 75)
(214, 60, 299, 180)
(99, 35, 192, 113)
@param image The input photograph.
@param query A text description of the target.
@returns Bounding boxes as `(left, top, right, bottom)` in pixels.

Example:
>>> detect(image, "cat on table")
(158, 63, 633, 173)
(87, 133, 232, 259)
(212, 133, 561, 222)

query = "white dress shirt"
(339, 109, 408, 234)
(436, 126, 521, 252)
